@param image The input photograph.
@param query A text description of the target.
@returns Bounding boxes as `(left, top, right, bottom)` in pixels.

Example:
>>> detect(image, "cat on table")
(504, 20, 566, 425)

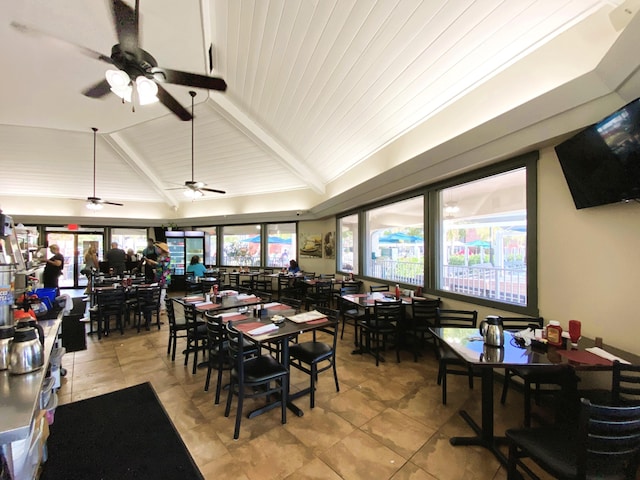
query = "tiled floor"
(56, 300, 554, 480)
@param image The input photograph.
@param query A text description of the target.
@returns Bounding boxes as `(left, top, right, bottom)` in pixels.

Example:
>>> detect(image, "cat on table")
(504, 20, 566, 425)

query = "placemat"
(557, 349, 612, 366)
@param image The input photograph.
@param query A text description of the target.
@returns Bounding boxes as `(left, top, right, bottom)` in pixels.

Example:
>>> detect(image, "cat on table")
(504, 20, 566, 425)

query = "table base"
(449, 410, 508, 465)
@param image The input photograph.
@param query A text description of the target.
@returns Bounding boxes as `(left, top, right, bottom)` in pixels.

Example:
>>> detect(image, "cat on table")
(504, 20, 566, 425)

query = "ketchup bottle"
(395, 284, 401, 300)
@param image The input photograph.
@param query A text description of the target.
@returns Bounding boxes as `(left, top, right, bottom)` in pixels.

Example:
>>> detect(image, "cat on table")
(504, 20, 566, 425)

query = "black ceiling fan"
(11, 0, 226, 121)
(167, 91, 226, 198)
(85, 127, 124, 209)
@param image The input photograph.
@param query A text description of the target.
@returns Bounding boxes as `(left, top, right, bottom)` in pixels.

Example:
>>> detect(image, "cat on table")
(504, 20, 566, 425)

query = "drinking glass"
(568, 320, 581, 348)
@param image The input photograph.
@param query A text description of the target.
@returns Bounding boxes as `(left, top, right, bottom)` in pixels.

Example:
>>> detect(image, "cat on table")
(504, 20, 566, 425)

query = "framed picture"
(323, 231, 335, 259)
(299, 233, 322, 258)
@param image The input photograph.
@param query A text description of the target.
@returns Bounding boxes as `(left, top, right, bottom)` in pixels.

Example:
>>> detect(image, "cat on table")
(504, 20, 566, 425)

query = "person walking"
(141, 238, 157, 282)
(106, 242, 126, 276)
(143, 242, 171, 311)
(43, 244, 64, 294)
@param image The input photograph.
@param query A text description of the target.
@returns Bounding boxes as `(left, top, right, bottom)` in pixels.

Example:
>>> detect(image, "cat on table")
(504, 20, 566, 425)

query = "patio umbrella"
(378, 232, 423, 243)
(243, 235, 291, 244)
(465, 239, 491, 248)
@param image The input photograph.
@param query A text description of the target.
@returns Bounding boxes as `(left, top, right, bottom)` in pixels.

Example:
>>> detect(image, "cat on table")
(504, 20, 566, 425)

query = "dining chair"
(165, 297, 188, 361)
(134, 285, 161, 332)
(224, 322, 289, 440)
(288, 307, 340, 408)
(302, 272, 316, 280)
(409, 297, 441, 361)
(506, 398, 640, 480)
(95, 287, 126, 339)
(498, 316, 564, 427)
(304, 281, 333, 310)
(183, 303, 207, 374)
(251, 290, 273, 303)
(369, 284, 390, 293)
(278, 297, 300, 313)
(203, 313, 232, 404)
(225, 272, 240, 289)
(359, 299, 403, 366)
(277, 275, 296, 300)
(435, 308, 478, 404)
(338, 284, 365, 340)
(580, 360, 640, 407)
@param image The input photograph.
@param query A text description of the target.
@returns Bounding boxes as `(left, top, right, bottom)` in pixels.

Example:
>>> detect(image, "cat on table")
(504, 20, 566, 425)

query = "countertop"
(0, 316, 61, 445)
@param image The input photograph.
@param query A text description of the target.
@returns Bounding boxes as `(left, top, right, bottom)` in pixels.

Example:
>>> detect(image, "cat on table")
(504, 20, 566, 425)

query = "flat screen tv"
(554, 97, 640, 209)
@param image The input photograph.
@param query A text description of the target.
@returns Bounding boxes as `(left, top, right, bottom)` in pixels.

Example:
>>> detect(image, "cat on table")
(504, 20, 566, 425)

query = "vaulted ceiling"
(1, 0, 639, 226)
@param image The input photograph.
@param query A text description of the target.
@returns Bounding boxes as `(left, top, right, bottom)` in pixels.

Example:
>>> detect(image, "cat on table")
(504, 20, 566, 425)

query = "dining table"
(176, 291, 265, 314)
(429, 326, 640, 466)
(210, 308, 333, 417)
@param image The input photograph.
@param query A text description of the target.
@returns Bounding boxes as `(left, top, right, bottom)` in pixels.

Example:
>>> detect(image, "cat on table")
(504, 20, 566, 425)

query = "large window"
(111, 228, 147, 256)
(266, 223, 296, 268)
(338, 214, 358, 274)
(438, 168, 528, 306)
(195, 227, 217, 266)
(222, 225, 260, 266)
(364, 196, 424, 285)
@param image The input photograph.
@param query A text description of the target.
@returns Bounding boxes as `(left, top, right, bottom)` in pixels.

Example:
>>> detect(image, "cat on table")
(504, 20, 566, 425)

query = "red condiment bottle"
(395, 284, 401, 300)
(546, 320, 563, 347)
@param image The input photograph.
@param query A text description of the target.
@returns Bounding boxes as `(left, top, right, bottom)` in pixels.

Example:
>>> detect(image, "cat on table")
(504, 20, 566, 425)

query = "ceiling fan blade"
(156, 83, 192, 121)
(10, 22, 113, 64)
(200, 187, 226, 194)
(111, 0, 139, 53)
(83, 79, 112, 98)
(102, 201, 124, 206)
(151, 67, 227, 91)
(165, 187, 186, 191)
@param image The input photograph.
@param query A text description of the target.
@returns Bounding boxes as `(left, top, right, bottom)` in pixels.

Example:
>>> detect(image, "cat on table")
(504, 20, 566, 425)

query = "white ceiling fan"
(167, 91, 226, 198)
(84, 127, 124, 209)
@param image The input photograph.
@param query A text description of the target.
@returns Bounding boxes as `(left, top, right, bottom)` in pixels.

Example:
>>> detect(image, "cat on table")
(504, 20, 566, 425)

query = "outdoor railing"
(366, 259, 527, 306)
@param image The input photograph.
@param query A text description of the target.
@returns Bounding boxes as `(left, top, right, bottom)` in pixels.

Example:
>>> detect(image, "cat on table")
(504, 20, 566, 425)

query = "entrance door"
(46, 232, 104, 289)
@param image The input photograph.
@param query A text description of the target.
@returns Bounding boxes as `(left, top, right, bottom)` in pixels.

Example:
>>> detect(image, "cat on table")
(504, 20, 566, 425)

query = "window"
(338, 214, 358, 273)
(111, 228, 147, 256)
(364, 196, 424, 285)
(195, 227, 217, 266)
(438, 168, 528, 306)
(222, 225, 260, 267)
(266, 223, 296, 268)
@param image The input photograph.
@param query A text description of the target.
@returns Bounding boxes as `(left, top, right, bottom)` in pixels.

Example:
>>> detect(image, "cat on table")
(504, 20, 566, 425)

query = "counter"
(0, 316, 61, 444)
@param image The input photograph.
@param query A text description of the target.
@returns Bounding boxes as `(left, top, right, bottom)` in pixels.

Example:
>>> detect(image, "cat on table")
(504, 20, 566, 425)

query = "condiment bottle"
(546, 320, 563, 347)
(395, 284, 401, 300)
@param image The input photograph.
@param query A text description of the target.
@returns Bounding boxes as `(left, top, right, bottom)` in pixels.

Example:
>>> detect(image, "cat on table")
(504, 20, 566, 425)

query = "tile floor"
(56, 299, 555, 480)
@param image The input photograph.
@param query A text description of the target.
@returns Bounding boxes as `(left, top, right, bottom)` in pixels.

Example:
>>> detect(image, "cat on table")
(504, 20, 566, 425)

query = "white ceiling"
(0, 0, 638, 226)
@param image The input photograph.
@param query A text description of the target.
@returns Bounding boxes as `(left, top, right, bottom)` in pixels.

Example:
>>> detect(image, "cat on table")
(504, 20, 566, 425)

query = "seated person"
(186, 255, 207, 278)
(288, 259, 301, 274)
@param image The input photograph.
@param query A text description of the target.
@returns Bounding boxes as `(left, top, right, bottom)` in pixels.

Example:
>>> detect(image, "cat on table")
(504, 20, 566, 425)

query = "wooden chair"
(409, 297, 441, 361)
(183, 303, 207, 375)
(134, 285, 161, 332)
(95, 287, 126, 339)
(435, 308, 478, 404)
(288, 307, 340, 408)
(304, 281, 333, 310)
(359, 299, 403, 366)
(580, 360, 640, 407)
(224, 322, 289, 439)
(203, 313, 232, 404)
(506, 398, 640, 479)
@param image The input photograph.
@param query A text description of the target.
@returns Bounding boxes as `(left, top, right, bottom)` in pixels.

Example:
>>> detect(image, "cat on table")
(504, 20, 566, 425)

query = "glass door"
(46, 232, 104, 289)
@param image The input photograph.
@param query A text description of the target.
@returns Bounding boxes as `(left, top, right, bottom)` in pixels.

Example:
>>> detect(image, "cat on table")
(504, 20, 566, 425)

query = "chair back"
(576, 398, 640, 478)
(436, 308, 478, 328)
(201, 278, 219, 293)
(303, 272, 316, 280)
(165, 297, 176, 325)
(319, 273, 335, 279)
(411, 297, 440, 325)
(498, 316, 543, 331)
(280, 297, 302, 313)
(227, 273, 240, 287)
(373, 299, 403, 323)
(204, 312, 226, 356)
(252, 291, 273, 303)
(137, 285, 161, 311)
(612, 360, 640, 405)
(313, 307, 340, 345)
(370, 284, 390, 293)
(96, 287, 125, 315)
(182, 303, 200, 329)
(225, 322, 257, 383)
(340, 284, 360, 296)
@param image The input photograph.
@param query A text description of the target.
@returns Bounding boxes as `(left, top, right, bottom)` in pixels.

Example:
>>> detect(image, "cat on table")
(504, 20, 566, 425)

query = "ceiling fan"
(11, 0, 226, 121)
(85, 127, 124, 209)
(167, 91, 226, 198)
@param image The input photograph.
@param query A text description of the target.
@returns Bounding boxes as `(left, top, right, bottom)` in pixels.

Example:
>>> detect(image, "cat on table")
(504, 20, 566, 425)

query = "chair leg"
(192, 344, 198, 375)
(310, 364, 316, 408)
(501, 369, 511, 404)
(332, 362, 340, 393)
(442, 368, 448, 405)
(507, 442, 520, 480)
(204, 362, 212, 391)
(215, 366, 224, 405)
(281, 377, 288, 425)
(171, 336, 177, 361)
(524, 380, 532, 427)
(234, 389, 244, 440)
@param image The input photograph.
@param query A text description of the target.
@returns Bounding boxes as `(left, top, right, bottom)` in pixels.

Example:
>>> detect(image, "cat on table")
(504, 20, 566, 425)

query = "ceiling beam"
(103, 132, 181, 209)
(203, 94, 326, 194)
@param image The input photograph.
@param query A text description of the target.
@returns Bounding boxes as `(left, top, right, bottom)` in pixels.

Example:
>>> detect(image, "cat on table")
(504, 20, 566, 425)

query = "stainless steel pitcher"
(479, 315, 504, 347)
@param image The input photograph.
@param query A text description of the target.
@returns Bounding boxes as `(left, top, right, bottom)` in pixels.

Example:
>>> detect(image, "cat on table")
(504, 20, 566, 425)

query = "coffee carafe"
(479, 315, 504, 347)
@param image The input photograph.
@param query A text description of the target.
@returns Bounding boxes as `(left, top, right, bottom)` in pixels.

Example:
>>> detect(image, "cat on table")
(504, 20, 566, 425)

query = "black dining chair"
(304, 281, 333, 310)
(369, 284, 390, 293)
(338, 284, 365, 341)
(183, 303, 207, 375)
(409, 297, 441, 361)
(435, 308, 478, 405)
(95, 287, 126, 339)
(203, 312, 232, 404)
(224, 322, 289, 440)
(580, 360, 640, 407)
(359, 299, 403, 366)
(165, 297, 188, 361)
(506, 398, 640, 480)
(288, 307, 340, 409)
(134, 285, 161, 332)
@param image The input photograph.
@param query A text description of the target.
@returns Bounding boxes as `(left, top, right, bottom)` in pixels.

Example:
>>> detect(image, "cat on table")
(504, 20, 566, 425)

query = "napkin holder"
(531, 338, 548, 352)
